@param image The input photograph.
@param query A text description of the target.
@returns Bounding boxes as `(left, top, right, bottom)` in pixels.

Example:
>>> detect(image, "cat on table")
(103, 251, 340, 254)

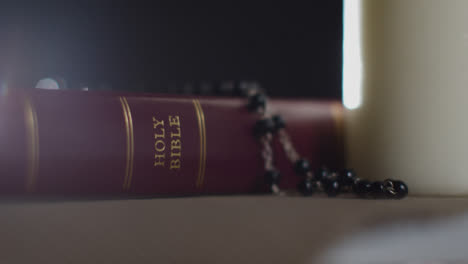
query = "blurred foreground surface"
(0, 196, 467, 264)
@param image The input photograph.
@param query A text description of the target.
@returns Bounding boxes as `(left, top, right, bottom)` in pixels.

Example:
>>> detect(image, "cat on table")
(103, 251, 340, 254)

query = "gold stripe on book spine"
(193, 99, 207, 188)
(120, 97, 135, 191)
(199, 100, 207, 188)
(24, 97, 39, 192)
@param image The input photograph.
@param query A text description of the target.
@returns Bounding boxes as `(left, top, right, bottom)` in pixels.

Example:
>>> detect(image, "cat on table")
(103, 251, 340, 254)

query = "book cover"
(0, 89, 343, 197)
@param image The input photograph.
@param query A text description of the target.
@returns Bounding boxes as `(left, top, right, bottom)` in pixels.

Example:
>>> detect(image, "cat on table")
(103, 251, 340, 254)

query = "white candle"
(343, 0, 468, 195)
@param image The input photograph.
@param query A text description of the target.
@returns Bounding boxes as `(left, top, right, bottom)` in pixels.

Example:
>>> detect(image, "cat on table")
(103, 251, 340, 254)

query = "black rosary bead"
(253, 118, 275, 137)
(265, 170, 281, 185)
(371, 181, 385, 198)
(339, 169, 356, 186)
(233, 81, 250, 97)
(247, 93, 266, 112)
(393, 180, 408, 199)
(272, 115, 286, 132)
(352, 180, 372, 197)
(324, 179, 341, 197)
(298, 179, 315, 196)
(314, 167, 329, 181)
(294, 159, 311, 176)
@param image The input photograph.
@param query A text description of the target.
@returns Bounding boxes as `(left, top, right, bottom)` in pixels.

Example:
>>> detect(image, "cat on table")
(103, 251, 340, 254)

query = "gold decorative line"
(119, 97, 130, 189)
(193, 99, 207, 188)
(124, 97, 135, 190)
(193, 100, 203, 187)
(199, 101, 207, 187)
(199, 100, 207, 188)
(120, 97, 134, 191)
(24, 97, 39, 192)
(126, 98, 135, 190)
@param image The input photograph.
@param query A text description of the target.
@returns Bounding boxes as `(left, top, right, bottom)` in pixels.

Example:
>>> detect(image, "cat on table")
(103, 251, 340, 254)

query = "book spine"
(0, 89, 344, 197)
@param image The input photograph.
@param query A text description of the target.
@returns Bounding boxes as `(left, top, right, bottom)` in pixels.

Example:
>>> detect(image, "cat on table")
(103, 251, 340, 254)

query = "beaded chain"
(35, 76, 408, 198)
(232, 83, 408, 199)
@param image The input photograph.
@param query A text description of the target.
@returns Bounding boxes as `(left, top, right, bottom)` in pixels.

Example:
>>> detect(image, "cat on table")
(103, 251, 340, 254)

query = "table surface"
(1, 196, 467, 264)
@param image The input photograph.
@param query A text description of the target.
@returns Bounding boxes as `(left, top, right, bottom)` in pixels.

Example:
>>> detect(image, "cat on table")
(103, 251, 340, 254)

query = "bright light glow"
(342, 0, 363, 110)
(35, 78, 60, 90)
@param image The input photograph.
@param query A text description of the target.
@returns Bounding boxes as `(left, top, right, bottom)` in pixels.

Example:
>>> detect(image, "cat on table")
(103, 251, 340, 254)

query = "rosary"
(222, 82, 408, 199)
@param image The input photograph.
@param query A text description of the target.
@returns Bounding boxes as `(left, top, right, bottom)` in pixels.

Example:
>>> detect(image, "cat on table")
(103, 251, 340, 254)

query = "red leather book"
(0, 89, 344, 197)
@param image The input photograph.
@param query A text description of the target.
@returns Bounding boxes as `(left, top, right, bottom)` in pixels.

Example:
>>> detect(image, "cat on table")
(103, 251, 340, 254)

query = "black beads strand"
(265, 170, 281, 185)
(353, 180, 372, 197)
(314, 167, 329, 182)
(169, 81, 407, 199)
(371, 181, 386, 198)
(241, 85, 408, 199)
(233, 81, 250, 97)
(392, 180, 409, 199)
(294, 159, 311, 176)
(382, 179, 409, 199)
(247, 93, 266, 112)
(272, 115, 286, 132)
(339, 169, 356, 187)
(323, 179, 341, 197)
(298, 179, 315, 196)
(253, 118, 275, 137)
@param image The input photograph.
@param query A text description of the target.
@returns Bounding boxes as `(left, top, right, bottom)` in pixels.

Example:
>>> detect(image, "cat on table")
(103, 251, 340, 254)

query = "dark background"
(0, 1, 343, 98)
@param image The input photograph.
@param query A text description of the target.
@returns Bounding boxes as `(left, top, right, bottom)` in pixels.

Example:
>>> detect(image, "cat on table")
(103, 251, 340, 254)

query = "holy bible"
(0, 89, 343, 197)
